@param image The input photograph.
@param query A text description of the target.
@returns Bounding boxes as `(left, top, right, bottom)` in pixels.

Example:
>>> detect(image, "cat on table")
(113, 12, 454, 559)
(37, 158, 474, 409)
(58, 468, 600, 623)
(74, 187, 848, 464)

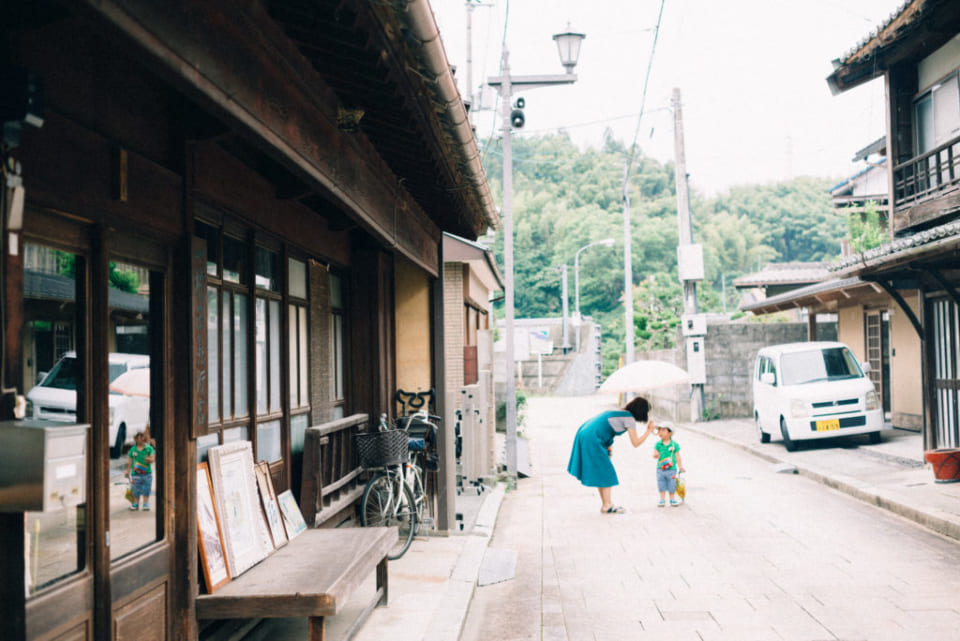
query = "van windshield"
(780, 347, 863, 386)
(41, 356, 79, 390)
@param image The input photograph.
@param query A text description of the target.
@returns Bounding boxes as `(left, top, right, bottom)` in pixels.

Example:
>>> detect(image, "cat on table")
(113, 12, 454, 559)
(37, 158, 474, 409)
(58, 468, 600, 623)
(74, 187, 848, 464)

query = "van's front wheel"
(756, 413, 770, 443)
(111, 424, 126, 459)
(780, 418, 797, 452)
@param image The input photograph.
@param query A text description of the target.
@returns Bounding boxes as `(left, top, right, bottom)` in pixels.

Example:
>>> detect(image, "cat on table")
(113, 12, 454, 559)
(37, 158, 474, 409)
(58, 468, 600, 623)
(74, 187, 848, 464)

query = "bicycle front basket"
(356, 430, 408, 468)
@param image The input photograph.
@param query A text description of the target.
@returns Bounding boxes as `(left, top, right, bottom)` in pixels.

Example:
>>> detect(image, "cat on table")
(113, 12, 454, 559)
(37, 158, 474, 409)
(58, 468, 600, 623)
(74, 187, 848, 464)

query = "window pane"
(24, 244, 81, 592)
(222, 426, 248, 443)
(289, 305, 298, 407)
(223, 235, 245, 284)
(109, 262, 159, 561)
(234, 294, 248, 417)
(207, 287, 220, 423)
(299, 307, 309, 404)
(288, 258, 306, 299)
(330, 273, 342, 308)
(257, 420, 282, 463)
(256, 297, 267, 415)
(333, 313, 343, 401)
(290, 413, 309, 456)
(255, 247, 279, 292)
(222, 291, 232, 420)
(197, 433, 220, 463)
(270, 300, 281, 413)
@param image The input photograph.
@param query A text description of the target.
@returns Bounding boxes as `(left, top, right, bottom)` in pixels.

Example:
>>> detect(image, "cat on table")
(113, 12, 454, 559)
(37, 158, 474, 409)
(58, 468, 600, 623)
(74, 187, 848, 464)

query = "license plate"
(815, 419, 840, 431)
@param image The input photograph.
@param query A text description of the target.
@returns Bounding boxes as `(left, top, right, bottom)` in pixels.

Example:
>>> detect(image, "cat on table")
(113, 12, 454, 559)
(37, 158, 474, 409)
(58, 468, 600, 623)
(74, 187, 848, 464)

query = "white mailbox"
(0, 420, 89, 512)
(686, 337, 707, 385)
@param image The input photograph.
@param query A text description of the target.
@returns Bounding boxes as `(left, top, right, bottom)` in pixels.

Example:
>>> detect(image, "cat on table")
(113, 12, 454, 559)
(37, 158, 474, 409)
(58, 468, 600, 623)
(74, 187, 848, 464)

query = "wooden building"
(0, 1, 496, 639)
(746, 0, 960, 450)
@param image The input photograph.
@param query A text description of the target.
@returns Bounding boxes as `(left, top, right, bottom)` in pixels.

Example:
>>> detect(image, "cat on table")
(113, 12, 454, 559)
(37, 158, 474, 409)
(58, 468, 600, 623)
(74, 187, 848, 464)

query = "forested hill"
(480, 132, 847, 363)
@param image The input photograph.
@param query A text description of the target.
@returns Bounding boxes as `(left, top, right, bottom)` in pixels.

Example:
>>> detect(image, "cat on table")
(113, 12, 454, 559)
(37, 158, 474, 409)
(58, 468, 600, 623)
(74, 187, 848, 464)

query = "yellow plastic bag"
(675, 472, 686, 501)
(125, 486, 135, 504)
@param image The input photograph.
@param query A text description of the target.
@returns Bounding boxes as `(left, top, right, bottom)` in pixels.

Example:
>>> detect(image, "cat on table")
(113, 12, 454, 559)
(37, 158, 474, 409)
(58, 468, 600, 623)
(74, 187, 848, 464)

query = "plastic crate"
(355, 430, 408, 468)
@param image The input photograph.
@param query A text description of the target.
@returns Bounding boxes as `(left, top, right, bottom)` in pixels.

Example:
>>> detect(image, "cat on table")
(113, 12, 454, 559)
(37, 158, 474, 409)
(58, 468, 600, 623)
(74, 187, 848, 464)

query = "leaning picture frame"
(207, 441, 273, 577)
(196, 462, 230, 593)
(276, 489, 307, 539)
(254, 461, 288, 549)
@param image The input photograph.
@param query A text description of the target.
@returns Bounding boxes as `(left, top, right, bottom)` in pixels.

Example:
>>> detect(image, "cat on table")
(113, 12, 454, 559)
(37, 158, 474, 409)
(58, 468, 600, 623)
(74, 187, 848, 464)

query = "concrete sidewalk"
(681, 417, 960, 543)
(251, 396, 960, 641)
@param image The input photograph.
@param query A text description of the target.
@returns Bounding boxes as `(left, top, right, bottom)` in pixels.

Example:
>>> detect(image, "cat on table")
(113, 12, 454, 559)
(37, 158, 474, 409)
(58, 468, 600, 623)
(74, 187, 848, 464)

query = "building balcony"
(893, 134, 960, 234)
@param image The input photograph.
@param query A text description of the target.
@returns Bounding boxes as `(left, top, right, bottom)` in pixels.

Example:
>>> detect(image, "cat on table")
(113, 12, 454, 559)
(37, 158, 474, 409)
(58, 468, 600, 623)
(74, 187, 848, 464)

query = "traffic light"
(510, 97, 525, 129)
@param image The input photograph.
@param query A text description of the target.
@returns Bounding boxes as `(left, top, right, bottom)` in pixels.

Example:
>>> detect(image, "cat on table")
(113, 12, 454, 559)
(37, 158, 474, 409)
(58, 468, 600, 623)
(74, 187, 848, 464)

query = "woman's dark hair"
(623, 396, 650, 422)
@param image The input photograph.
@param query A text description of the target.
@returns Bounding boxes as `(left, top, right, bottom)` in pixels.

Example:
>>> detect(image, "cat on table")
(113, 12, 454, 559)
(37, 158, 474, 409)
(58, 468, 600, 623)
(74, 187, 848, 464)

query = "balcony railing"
(893, 135, 960, 209)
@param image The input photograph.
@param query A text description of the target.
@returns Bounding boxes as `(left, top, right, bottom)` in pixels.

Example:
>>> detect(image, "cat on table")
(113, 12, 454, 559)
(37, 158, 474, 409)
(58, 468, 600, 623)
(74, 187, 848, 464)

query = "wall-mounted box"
(681, 313, 707, 336)
(686, 337, 707, 385)
(677, 244, 704, 282)
(0, 420, 89, 512)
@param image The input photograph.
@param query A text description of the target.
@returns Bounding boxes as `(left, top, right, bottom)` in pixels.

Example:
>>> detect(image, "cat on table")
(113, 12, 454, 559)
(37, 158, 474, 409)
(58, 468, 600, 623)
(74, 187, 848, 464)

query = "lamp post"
(573, 238, 614, 353)
(574, 238, 615, 318)
(489, 25, 585, 481)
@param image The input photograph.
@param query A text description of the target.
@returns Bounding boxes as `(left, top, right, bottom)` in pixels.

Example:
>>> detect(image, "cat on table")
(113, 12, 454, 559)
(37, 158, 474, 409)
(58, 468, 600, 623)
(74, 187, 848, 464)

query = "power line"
(481, 0, 510, 165)
(625, 0, 667, 177)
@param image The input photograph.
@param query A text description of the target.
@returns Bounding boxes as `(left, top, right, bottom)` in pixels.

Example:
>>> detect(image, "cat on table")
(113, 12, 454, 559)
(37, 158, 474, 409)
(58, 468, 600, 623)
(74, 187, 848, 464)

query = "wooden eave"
(828, 0, 960, 94)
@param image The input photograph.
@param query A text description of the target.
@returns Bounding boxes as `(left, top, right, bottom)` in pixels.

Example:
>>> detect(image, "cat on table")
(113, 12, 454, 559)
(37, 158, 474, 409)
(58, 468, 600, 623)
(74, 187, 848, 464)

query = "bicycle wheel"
(360, 471, 417, 559)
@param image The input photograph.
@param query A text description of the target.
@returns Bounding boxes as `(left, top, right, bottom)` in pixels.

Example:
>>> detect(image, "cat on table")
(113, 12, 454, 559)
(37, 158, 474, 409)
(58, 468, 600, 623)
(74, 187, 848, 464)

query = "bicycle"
(357, 411, 438, 559)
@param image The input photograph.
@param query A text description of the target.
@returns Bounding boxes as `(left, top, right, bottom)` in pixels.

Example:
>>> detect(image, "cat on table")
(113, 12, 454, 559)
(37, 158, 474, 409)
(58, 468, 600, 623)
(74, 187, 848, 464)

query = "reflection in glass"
(23, 243, 82, 592)
(108, 261, 159, 561)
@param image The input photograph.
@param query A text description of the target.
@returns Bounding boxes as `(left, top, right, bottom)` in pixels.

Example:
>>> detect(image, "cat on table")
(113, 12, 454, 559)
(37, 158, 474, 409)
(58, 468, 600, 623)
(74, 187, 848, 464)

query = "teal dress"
(567, 410, 636, 487)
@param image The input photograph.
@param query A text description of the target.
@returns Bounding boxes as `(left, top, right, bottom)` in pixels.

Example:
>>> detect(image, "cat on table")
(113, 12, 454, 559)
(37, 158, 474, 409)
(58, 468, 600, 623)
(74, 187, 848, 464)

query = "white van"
(753, 342, 883, 451)
(26, 352, 150, 458)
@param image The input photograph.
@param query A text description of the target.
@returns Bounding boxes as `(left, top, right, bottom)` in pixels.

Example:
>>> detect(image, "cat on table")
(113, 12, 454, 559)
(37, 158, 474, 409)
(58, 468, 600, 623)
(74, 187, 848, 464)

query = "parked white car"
(26, 352, 150, 458)
(753, 342, 883, 452)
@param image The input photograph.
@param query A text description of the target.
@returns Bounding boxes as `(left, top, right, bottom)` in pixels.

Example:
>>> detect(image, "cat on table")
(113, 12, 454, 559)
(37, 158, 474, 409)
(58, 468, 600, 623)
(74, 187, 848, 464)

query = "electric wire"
(625, 0, 667, 180)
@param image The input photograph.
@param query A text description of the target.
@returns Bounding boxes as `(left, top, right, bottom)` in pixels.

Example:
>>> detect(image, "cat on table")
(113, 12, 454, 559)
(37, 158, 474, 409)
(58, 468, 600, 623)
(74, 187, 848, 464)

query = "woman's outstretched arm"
(626, 419, 655, 447)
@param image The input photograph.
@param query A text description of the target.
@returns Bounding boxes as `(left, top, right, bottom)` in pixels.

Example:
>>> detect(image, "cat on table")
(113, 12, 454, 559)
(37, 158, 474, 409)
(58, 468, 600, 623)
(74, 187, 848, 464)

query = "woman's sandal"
(602, 505, 626, 514)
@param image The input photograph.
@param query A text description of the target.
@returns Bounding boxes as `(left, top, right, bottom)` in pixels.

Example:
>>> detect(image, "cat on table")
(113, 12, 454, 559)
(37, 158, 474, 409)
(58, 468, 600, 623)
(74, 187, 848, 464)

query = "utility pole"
(622, 160, 635, 365)
(672, 87, 704, 420)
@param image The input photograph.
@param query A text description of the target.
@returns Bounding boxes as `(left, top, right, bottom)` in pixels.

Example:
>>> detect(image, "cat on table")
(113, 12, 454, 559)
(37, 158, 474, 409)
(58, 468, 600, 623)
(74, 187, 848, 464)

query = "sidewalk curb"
(683, 424, 960, 543)
(423, 483, 506, 641)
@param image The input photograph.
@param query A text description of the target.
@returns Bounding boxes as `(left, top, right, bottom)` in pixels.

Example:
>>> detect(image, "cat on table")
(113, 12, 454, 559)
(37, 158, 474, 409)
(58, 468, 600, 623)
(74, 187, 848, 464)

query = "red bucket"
(924, 448, 960, 483)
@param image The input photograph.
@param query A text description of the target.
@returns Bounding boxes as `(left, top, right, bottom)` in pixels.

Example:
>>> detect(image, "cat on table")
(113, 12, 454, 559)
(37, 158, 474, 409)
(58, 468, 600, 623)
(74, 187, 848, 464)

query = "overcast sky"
(430, 0, 906, 195)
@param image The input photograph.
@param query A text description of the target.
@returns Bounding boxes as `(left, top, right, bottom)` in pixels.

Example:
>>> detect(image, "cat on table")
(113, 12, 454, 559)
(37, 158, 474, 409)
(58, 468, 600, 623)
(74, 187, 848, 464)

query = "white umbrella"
(597, 360, 692, 394)
(109, 368, 150, 397)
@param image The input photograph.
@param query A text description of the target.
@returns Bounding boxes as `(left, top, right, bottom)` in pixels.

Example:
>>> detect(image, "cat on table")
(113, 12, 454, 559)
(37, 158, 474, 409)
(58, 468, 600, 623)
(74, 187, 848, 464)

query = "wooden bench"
(197, 526, 394, 640)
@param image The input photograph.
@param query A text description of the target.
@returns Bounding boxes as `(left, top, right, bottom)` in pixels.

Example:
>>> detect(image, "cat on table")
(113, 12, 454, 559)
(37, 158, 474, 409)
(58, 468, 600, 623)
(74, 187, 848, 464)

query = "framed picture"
(207, 441, 273, 577)
(254, 461, 288, 549)
(276, 489, 307, 538)
(196, 462, 230, 593)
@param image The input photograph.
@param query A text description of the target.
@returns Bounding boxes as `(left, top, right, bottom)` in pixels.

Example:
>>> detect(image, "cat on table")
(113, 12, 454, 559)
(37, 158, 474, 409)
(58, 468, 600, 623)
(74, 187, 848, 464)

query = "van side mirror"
(37, 371, 48, 384)
(860, 362, 872, 374)
(760, 372, 775, 385)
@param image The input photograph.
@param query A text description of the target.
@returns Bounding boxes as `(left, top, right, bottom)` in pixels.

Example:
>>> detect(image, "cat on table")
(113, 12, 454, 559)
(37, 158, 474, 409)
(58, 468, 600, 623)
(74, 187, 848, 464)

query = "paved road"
(461, 396, 960, 641)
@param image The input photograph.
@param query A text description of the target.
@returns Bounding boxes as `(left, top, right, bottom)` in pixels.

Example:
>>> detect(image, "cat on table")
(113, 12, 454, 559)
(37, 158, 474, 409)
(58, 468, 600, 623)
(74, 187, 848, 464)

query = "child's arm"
(676, 452, 685, 473)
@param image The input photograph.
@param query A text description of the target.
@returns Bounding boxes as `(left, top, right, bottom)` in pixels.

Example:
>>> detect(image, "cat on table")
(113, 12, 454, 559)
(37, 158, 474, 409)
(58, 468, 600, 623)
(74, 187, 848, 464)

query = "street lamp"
(489, 27, 585, 481)
(574, 238, 615, 318)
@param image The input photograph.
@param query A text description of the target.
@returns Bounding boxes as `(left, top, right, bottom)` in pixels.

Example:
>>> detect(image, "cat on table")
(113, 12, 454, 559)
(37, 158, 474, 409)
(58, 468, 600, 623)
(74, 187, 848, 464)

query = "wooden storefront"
(0, 1, 495, 639)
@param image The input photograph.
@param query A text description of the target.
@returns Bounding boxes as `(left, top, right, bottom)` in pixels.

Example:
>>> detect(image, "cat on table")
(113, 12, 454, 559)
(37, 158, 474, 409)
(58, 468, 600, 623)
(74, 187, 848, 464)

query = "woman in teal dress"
(567, 396, 655, 513)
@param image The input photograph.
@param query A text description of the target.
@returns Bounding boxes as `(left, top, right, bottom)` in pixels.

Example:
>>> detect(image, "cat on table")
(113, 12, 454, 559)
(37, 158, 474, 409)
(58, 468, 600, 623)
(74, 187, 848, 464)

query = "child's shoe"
(129, 504, 139, 511)
(670, 499, 681, 507)
(142, 503, 151, 511)
(657, 499, 665, 507)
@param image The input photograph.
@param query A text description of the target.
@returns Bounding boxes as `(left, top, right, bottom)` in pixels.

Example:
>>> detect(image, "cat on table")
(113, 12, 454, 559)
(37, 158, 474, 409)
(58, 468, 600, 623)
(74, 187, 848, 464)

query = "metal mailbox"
(0, 419, 89, 512)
